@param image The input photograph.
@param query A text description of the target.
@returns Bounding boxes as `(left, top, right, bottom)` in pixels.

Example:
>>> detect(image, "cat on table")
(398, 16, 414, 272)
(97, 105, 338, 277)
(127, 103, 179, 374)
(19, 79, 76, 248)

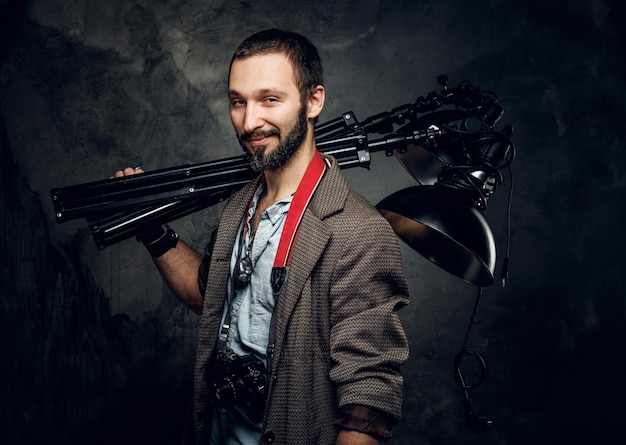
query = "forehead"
(228, 52, 298, 95)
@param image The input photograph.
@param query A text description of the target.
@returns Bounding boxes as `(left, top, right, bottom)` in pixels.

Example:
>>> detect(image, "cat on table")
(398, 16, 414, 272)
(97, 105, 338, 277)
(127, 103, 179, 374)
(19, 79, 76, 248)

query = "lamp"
(376, 83, 514, 287)
(51, 78, 513, 275)
(50, 76, 513, 284)
(373, 84, 514, 432)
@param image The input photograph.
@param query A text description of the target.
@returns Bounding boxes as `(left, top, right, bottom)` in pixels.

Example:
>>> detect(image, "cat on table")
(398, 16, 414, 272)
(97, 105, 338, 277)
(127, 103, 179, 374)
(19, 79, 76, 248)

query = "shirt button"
(262, 431, 276, 443)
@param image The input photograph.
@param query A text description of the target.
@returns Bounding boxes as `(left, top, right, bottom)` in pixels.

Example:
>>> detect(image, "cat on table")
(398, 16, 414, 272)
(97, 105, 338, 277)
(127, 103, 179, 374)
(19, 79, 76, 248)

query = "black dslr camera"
(209, 349, 268, 422)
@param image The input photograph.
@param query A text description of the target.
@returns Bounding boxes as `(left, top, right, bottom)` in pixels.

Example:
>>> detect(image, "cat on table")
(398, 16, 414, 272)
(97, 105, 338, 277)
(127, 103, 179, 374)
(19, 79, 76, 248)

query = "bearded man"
(116, 29, 410, 445)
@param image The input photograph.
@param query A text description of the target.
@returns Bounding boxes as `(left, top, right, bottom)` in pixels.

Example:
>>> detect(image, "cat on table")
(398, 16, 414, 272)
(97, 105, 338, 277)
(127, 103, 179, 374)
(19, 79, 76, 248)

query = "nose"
(243, 103, 263, 134)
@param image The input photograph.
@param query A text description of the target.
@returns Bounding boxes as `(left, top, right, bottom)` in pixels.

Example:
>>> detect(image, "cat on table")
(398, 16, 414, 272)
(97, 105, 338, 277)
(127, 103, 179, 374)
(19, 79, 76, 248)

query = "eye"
(230, 98, 245, 107)
(263, 96, 279, 104)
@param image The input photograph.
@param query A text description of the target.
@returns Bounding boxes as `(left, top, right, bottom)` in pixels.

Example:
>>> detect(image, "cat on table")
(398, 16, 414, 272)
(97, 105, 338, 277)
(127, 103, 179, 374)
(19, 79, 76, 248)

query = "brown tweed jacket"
(186, 154, 410, 445)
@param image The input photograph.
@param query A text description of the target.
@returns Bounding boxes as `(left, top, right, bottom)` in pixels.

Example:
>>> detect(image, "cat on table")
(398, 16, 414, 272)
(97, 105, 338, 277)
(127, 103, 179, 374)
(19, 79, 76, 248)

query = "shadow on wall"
(0, 0, 32, 58)
(0, 110, 193, 444)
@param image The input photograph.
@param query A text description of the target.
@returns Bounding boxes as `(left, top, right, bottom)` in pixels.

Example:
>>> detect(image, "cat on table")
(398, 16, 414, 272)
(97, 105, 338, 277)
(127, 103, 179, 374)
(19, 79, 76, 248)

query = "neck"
(261, 133, 317, 207)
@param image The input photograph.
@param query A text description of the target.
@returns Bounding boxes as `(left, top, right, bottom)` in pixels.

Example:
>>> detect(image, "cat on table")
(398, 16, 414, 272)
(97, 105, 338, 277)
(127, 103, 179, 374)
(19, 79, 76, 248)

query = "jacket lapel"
(272, 210, 330, 345)
(198, 176, 263, 356)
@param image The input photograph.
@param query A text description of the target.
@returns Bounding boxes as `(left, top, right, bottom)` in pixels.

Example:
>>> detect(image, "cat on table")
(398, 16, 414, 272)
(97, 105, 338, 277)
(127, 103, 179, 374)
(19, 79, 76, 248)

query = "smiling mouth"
(248, 136, 271, 147)
(242, 130, 279, 147)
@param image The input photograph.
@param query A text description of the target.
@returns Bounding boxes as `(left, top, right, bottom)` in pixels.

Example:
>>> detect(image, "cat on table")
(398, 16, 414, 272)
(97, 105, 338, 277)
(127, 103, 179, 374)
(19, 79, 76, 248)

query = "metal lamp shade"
(377, 185, 496, 287)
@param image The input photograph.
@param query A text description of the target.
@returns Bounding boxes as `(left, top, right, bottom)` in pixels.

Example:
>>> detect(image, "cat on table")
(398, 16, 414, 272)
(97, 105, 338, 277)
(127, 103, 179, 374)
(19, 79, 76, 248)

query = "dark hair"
(230, 29, 324, 101)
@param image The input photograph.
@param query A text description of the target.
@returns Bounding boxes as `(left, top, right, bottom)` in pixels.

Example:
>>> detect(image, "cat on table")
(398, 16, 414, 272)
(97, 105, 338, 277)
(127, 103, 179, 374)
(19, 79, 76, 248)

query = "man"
(116, 29, 410, 445)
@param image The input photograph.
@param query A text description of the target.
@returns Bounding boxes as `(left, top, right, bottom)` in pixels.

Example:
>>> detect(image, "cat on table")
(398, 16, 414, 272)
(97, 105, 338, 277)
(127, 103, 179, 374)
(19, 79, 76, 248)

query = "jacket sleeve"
(197, 228, 218, 299)
(328, 210, 410, 422)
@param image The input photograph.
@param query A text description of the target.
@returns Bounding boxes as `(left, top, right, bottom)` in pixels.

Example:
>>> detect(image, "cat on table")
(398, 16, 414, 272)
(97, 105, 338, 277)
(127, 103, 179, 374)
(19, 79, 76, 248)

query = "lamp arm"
(51, 154, 255, 223)
(66, 128, 440, 250)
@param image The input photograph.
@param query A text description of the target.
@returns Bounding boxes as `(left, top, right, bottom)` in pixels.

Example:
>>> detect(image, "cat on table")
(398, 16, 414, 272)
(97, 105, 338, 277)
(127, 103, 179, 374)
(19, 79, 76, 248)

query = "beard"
(239, 103, 308, 174)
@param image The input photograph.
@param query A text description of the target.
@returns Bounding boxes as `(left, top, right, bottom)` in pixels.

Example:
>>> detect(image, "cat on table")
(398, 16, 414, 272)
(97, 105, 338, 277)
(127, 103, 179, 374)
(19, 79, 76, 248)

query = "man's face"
(228, 52, 309, 173)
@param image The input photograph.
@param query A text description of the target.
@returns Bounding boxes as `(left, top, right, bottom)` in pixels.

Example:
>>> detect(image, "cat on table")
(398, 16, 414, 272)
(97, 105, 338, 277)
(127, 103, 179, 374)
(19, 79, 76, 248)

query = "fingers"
(111, 166, 144, 178)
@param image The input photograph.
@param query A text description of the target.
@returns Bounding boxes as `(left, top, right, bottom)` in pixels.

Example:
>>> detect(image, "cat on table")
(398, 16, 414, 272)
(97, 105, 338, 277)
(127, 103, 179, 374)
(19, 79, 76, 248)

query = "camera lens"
(212, 374, 245, 407)
(209, 351, 268, 416)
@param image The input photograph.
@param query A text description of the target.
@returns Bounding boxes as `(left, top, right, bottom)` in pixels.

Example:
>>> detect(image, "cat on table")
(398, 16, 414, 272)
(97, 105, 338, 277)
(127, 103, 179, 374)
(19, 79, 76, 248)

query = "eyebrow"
(228, 87, 289, 98)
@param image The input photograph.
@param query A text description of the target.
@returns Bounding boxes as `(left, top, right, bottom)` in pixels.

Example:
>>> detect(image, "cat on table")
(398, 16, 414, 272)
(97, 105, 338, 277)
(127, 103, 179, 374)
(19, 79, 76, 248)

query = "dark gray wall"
(1, 0, 625, 444)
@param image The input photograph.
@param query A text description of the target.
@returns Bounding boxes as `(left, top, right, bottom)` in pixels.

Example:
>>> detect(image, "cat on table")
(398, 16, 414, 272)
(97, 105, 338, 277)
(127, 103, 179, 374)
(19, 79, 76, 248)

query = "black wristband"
(138, 225, 179, 257)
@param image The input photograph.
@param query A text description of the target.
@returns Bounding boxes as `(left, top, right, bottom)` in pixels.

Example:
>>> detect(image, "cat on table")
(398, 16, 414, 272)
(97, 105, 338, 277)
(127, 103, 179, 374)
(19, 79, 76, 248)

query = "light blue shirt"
(211, 184, 292, 445)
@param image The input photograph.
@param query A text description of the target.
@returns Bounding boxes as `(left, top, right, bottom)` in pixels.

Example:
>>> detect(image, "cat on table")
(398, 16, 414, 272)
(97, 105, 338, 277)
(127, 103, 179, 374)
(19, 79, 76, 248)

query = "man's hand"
(110, 166, 144, 178)
(336, 430, 382, 445)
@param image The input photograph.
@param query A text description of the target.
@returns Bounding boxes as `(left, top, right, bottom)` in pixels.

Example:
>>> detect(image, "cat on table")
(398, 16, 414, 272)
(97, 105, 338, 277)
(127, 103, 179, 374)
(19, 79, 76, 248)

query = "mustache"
(240, 129, 280, 142)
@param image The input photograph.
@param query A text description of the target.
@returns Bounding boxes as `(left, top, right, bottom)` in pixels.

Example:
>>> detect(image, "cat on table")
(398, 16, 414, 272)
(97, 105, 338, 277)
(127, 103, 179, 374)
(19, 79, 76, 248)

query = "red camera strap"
(273, 150, 326, 269)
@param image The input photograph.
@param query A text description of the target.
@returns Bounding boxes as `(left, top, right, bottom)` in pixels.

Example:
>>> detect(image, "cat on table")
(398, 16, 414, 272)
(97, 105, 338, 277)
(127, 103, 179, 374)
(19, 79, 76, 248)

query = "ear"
(306, 85, 325, 120)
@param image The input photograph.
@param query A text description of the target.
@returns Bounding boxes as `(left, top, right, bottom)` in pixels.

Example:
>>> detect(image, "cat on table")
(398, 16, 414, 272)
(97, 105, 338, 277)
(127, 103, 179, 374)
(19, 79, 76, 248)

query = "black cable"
(454, 286, 493, 432)
(454, 286, 486, 390)
(500, 165, 514, 287)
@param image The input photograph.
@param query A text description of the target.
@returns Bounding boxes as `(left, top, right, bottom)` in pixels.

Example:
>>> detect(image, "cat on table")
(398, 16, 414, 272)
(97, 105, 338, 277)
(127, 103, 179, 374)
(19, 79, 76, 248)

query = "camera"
(209, 349, 268, 421)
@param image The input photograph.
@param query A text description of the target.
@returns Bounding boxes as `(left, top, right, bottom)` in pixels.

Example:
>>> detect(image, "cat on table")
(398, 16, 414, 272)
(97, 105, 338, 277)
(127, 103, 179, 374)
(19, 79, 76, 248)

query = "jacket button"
(262, 431, 276, 443)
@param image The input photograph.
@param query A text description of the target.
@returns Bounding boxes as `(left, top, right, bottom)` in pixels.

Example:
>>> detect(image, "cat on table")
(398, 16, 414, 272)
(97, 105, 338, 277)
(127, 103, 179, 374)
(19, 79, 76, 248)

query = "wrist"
(334, 405, 394, 441)
(137, 224, 179, 257)
(336, 430, 382, 445)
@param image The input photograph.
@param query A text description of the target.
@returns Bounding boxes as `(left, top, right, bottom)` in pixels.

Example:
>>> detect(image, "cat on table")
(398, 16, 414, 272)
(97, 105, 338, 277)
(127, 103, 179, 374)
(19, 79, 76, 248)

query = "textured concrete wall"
(1, 0, 625, 444)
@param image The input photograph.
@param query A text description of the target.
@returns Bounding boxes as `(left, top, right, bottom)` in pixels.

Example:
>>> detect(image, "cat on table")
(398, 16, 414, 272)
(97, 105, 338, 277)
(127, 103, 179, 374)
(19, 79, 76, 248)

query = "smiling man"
(119, 29, 410, 445)
(230, 51, 313, 175)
